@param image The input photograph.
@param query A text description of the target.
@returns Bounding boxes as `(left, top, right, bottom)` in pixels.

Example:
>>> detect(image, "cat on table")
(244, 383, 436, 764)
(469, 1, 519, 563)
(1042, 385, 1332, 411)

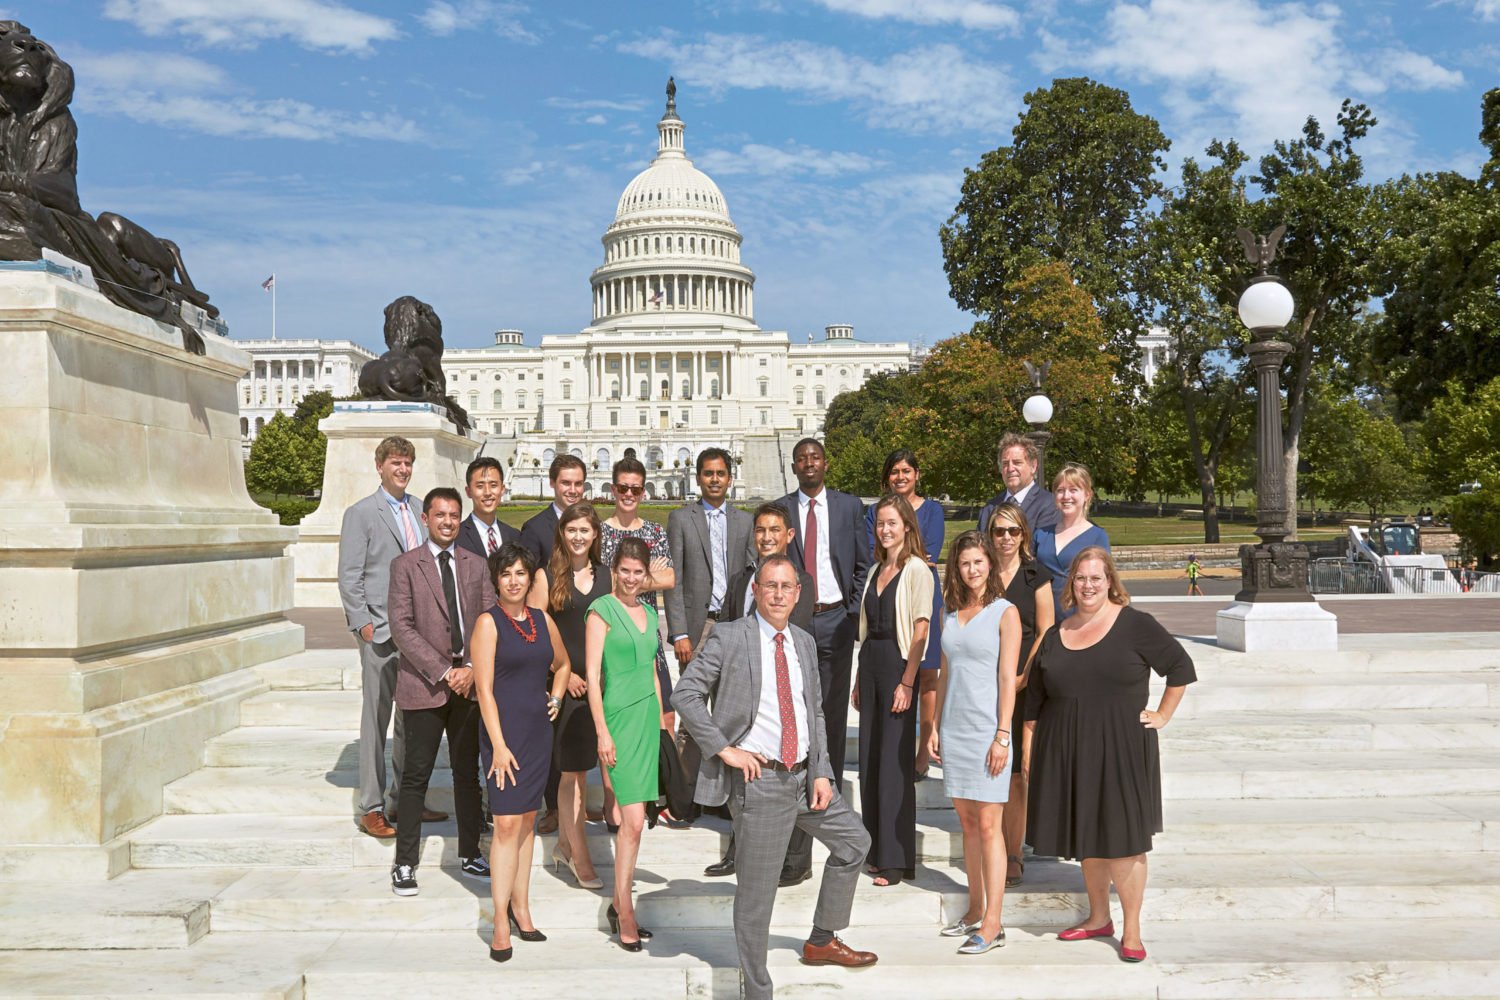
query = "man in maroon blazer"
(387, 486, 498, 896)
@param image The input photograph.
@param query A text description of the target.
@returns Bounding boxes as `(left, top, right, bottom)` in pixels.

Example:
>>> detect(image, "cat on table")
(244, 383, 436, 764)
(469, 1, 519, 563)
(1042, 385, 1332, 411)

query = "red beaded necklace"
(503, 607, 538, 644)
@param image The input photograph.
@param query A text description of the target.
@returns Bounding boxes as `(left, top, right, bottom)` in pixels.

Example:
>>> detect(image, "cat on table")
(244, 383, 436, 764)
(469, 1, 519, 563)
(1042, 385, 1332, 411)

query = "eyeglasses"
(991, 526, 1024, 537)
(612, 483, 645, 496)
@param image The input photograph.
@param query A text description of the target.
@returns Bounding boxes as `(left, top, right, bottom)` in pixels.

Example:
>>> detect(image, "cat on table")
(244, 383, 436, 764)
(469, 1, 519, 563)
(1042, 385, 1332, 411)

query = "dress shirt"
(1006, 481, 1034, 506)
(737, 613, 809, 765)
(381, 487, 418, 551)
(703, 499, 729, 613)
(469, 513, 502, 556)
(426, 539, 463, 676)
(796, 488, 843, 605)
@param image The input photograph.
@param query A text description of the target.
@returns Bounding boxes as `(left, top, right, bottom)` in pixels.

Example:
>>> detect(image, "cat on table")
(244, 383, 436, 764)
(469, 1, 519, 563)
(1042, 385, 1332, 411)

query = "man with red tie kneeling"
(673, 555, 877, 1000)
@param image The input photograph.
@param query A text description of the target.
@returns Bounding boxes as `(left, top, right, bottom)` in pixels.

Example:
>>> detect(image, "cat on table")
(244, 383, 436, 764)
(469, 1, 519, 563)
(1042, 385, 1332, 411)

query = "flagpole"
(271, 274, 277, 341)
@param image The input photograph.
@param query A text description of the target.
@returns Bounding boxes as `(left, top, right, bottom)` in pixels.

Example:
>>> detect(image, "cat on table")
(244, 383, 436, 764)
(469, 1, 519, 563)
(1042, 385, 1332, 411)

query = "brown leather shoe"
(421, 808, 448, 822)
(801, 936, 878, 968)
(359, 809, 396, 838)
(536, 808, 559, 835)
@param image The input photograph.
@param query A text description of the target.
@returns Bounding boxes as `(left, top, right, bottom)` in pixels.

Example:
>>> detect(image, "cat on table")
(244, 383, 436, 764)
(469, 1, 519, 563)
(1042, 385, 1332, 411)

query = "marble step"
(0, 870, 238, 950)
(1164, 673, 1500, 714)
(1179, 633, 1500, 676)
(127, 795, 1500, 870)
(205, 852, 1500, 934)
(253, 650, 360, 692)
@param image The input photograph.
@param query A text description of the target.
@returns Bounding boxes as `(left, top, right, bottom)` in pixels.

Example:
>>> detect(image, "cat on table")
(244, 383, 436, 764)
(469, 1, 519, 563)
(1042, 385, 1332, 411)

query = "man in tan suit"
(387, 487, 497, 896)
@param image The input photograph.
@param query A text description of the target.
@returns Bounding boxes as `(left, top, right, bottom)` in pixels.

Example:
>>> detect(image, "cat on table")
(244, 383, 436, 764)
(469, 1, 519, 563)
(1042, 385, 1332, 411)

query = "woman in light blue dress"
(1034, 463, 1110, 616)
(929, 530, 1021, 956)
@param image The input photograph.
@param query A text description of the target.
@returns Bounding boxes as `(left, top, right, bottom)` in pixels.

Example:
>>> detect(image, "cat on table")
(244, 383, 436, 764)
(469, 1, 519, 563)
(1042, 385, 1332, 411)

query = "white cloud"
(545, 97, 649, 112)
(1372, 49, 1465, 91)
(620, 33, 1016, 134)
(583, 113, 608, 125)
(71, 50, 423, 143)
(102, 0, 399, 55)
(812, 0, 1020, 31)
(697, 142, 880, 177)
(418, 1, 538, 43)
(1473, 0, 1500, 19)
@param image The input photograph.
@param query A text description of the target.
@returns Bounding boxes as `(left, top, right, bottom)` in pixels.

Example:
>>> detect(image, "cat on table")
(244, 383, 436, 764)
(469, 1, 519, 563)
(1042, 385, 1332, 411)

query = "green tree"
(940, 77, 1169, 359)
(245, 412, 313, 498)
(1422, 376, 1500, 493)
(1301, 395, 1427, 519)
(1450, 489, 1500, 563)
(291, 390, 335, 490)
(824, 370, 915, 494)
(1129, 378, 1198, 503)
(1371, 89, 1500, 418)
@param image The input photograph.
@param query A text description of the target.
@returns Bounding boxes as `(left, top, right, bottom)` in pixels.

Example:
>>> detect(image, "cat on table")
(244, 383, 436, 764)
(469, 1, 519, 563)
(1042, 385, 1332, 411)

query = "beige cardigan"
(858, 553, 935, 661)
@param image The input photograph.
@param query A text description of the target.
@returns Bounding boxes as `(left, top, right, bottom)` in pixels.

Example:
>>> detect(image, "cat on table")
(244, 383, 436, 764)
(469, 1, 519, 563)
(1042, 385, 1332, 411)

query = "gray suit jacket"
(978, 483, 1059, 535)
(671, 614, 832, 808)
(664, 501, 754, 645)
(339, 489, 427, 643)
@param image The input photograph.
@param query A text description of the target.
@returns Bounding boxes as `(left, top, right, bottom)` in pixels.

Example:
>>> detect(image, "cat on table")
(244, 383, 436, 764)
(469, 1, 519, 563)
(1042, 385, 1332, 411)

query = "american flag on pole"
(650, 286, 662, 306)
(261, 275, 275, 291)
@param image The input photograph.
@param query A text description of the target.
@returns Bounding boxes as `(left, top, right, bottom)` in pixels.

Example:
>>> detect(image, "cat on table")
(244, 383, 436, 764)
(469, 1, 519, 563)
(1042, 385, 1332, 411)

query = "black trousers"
(782, 607, 857, 874)
(396, 694, 482, 867)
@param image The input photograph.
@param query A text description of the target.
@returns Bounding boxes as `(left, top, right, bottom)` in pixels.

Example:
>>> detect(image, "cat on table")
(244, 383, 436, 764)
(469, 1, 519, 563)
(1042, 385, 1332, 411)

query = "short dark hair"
(466, 456, 504, 485)
(423, 486, 463, 514)
(755, 553, 799, 584)
(792, 437, 825, 460)
(612, 456, 647, 481)
(696, 447, 733, 476)
(549, 453, 587, 482)
(487, 541, 537, 586)
(752, 502, 792, 529)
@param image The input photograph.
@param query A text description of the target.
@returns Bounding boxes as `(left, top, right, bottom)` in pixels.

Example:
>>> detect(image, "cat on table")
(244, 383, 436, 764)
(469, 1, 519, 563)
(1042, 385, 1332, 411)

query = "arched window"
(689, 237, 695, 252)
(595, 447, 610, 470)
(758, 377, 769, 398)
(680, 379, 690, 398)
(638, 379, 648, 399)
(254, 417, 265, 433)
(493, 390, 502, 407)
(677, 447, 692, 464)
(710, 378, 719, 398)
(543, 448, 556, 464)
(240, 417, 249, 437)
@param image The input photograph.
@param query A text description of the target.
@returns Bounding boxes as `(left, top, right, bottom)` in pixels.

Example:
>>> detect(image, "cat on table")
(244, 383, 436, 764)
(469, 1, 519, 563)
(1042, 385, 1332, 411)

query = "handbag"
(656, 728, 699, 823)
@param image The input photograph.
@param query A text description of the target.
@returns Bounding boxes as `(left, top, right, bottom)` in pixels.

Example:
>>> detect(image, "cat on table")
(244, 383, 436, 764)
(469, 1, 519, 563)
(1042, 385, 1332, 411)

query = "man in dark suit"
(517, 453, 588, 566)
(386, 487, 498, 896)
(457, 456, 520, 561)
(703, 501, 815, 877)
(673, 556, 877, 1000)
(665, 447, 754, 668)
(776, 437, 871, 885)
(976, 432, 1058, 534)
(338, 436, 446, 838)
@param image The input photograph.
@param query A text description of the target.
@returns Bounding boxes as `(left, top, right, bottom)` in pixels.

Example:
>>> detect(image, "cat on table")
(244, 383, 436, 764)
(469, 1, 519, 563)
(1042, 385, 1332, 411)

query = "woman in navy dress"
(1034, 463, 1110, 616)
(471, 543, 572, 961)
(864, 449, 946, 777)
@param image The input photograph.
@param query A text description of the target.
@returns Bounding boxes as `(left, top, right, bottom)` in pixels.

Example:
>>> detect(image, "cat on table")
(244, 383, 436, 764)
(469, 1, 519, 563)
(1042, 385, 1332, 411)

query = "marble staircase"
(3, 634, 1500, 998)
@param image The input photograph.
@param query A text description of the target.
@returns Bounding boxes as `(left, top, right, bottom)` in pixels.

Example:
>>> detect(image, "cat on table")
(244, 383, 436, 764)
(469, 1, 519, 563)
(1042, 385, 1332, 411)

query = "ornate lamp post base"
(1235, 541, 1317, 603)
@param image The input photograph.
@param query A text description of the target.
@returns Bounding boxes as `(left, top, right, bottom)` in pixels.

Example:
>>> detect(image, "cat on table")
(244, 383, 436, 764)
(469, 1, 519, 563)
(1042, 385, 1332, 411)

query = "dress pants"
(395, 694, 482, 866)
(782, 607, 856, 874)
(357, 636, 405, 816)
(729, 769, 869, 1000)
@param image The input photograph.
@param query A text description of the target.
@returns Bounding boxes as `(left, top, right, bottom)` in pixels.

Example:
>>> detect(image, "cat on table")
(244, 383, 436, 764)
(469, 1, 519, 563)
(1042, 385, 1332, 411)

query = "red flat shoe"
(1121, 945, 1147, 963)
(1058, 921, 1114, 941)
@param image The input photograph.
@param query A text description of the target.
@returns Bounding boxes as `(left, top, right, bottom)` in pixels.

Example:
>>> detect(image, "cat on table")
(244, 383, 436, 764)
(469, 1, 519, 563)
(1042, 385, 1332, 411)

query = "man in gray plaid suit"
(673, 555, 877, 999)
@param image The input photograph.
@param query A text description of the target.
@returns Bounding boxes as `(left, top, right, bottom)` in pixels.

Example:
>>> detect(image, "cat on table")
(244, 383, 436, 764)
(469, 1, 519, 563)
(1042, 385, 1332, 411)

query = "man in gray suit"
(674, 556, 877, 1000)
(976, 432, 1059, 534)
(338, 436, 446, 838)
(665, 447, 754, 668)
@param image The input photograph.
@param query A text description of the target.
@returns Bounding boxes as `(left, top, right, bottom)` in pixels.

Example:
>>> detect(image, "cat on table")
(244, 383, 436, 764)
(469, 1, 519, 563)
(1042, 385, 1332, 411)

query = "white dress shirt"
(796, 488, 843, 604)
(738, 613, 809, 765)
(1005, 481, 1034, 506)
(469, 513, 503, 556)
(426, 538, 463, 676)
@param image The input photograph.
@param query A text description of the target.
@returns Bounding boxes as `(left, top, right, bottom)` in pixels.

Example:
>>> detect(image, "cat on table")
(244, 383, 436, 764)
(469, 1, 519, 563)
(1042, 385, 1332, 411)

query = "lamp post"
(1021, 359, 1053, 485)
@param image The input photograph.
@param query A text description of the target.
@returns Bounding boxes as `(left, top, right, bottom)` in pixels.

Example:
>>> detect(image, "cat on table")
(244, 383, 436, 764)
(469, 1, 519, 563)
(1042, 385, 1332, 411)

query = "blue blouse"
(1034, 523, 1111, 616)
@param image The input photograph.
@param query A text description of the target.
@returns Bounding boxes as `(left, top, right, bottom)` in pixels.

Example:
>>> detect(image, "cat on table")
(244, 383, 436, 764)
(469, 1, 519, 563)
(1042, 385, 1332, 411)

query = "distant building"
(1137, 327, 1173, 385)
(237, 339, 376, 453)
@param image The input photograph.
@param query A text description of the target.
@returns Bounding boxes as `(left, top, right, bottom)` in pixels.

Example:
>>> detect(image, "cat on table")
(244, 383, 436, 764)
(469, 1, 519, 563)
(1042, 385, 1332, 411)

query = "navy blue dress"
(480, 606, 553, 816)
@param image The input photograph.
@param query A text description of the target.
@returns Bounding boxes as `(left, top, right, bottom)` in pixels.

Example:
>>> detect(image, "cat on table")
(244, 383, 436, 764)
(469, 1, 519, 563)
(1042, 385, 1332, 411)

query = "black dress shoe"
(779, 868, 812, 888)
(704, 856, 736, 877)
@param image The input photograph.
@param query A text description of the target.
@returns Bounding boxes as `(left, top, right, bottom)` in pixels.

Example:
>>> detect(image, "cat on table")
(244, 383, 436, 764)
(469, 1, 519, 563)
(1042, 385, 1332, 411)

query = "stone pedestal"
(1216, 600, 1340, 652)
(0, 264, 303, 870)
(292, 402, 478, 607)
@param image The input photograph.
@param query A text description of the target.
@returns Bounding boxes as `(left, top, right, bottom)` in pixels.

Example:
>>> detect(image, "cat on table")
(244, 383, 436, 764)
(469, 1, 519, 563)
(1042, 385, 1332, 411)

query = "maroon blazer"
(388, 543, 498, 711)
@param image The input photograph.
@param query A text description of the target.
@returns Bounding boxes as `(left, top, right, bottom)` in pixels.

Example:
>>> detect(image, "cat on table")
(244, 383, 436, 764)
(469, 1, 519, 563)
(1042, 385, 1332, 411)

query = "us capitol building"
(237, 83, 915, 499)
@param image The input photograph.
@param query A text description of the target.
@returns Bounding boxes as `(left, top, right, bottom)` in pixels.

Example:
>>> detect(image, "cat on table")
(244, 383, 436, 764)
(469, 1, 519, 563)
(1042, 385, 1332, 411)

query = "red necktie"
(803, 498, 819, 602)
(774, 633, 799, 765)
(486, 523, 499, 555)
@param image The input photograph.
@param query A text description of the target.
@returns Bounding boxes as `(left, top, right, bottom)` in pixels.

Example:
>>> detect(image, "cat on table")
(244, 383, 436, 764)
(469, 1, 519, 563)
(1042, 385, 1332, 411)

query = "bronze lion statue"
(357, 295, 471, 432)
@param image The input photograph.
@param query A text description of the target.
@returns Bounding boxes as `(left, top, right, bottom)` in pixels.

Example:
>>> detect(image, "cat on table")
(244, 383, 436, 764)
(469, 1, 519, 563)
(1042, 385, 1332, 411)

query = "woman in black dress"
(529, 501, 610, 891)
(471, 544, 572, 962)
(853, 494, 933, 886)
(987, 502, 1055, 888)
(1025, 546, 1195, 963)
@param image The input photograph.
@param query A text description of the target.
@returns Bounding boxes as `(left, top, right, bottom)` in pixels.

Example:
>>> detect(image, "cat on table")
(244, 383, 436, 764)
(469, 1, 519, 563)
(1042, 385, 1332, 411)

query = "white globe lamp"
(1022, 393, 1053, 426)
(1237, 279, 1295, 332)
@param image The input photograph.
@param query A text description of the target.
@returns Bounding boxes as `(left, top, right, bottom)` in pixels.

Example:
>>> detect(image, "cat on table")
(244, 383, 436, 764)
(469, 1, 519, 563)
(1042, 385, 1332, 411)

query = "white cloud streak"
(620, 33, 1016, 134)
(101, 0, 399, 55)
(697, 142, 880, 177)
(812, 0, 1020, 31)
(418, 1, 538, 43)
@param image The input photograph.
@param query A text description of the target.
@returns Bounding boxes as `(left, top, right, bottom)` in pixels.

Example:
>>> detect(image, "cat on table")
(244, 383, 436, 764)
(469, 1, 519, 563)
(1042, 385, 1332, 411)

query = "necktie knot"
(438, 550, 451, 567)
(774, 632, 784, 648)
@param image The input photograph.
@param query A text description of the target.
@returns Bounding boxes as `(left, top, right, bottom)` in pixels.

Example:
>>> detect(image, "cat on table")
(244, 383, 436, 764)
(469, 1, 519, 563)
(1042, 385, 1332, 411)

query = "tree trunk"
(1199, 477, 1221, 544)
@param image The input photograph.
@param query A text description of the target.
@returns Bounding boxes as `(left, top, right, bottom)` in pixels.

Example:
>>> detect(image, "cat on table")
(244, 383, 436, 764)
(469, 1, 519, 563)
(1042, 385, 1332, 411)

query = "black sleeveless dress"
(550, 563, 610, 772)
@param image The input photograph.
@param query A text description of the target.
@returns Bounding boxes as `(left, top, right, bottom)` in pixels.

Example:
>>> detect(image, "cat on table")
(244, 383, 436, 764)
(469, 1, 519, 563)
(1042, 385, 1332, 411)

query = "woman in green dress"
(585, 536, 665, 952)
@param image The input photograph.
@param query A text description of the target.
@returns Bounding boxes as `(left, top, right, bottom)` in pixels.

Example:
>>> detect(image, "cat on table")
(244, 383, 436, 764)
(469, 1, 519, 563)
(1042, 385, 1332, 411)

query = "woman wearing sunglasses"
(987, 502, 1055, 888)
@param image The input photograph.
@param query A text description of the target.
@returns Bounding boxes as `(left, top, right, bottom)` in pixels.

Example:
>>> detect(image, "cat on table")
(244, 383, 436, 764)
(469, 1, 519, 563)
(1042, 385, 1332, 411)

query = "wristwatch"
(546, 695, 561, 712)
(994, 733, 1011, 748)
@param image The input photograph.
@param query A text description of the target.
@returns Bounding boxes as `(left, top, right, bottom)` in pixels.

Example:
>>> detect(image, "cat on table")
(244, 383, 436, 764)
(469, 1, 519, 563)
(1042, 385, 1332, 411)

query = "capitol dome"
(590, 79, 756, 327)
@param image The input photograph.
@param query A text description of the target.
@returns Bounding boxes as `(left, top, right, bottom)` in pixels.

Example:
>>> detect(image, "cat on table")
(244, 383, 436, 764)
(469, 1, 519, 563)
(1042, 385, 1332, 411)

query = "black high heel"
(606, 902, 652, 949)
(507, 903, 547, 943)
(489, 946, 512, 963)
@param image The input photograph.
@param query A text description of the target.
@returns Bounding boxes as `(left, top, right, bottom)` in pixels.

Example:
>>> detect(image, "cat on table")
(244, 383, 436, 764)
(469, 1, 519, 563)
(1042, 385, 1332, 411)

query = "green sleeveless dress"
(590, 594, 661, 806)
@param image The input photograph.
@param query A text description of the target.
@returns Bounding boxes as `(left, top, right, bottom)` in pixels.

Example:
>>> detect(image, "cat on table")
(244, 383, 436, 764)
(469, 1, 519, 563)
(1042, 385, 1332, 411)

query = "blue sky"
(23, 0, 1499, 352)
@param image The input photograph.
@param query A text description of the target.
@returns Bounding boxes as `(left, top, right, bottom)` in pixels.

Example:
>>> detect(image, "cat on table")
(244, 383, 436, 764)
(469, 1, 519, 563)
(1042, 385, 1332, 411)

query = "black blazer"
(518, 505, 559, 565)
(456, 515, 521, 563)
(722, 562, 815, 632)
(776, 488, 871, 617)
